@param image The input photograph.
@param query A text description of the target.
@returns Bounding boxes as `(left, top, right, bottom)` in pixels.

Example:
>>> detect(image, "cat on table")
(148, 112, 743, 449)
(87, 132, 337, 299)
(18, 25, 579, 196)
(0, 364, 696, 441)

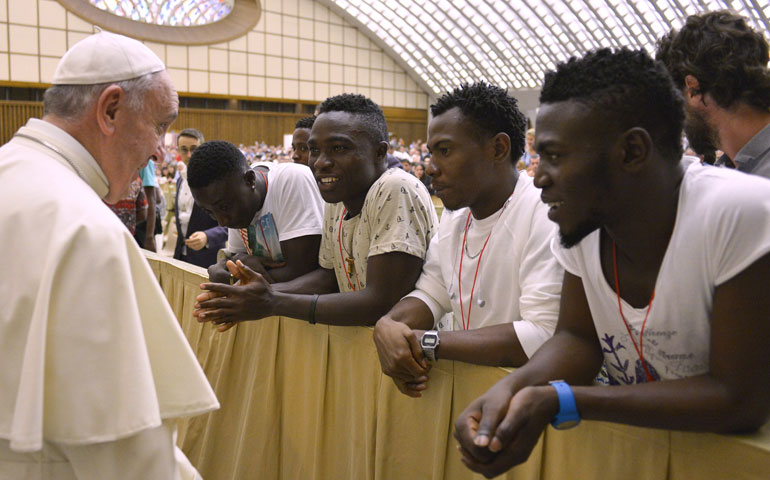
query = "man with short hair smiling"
(193, 94, 437, 328)
(373, 82, 562, 397)
(656, 10, 770, 177)
(173, 127, 228, 269)
(291, 116, 315, 166)
(188, 140, 323, 286)
(454, 48, 770, 477)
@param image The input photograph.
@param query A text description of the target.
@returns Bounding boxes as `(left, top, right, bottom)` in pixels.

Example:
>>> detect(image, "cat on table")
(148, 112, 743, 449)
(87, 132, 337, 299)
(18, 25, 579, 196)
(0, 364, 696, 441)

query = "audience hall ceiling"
(319, 0, 770, 95)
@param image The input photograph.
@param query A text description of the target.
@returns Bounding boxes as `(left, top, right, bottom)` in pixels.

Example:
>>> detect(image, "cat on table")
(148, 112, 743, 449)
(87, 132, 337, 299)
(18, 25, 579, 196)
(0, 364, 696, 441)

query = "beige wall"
(0, 0, 430, 110)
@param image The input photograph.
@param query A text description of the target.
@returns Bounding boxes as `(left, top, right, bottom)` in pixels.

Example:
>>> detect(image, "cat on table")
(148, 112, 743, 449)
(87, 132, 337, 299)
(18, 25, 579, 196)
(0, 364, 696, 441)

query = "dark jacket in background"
(173, 176, 228, 268)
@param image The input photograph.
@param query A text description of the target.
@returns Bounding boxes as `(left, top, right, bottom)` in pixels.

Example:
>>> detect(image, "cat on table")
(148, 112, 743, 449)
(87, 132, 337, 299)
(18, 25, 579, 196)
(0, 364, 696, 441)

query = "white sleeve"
(272, 167, 324, 241)
(710, 177, 770, 284)
(408, 233, 452, 323)
(514, 207, 564, 358)
(58, 421, 201, 480)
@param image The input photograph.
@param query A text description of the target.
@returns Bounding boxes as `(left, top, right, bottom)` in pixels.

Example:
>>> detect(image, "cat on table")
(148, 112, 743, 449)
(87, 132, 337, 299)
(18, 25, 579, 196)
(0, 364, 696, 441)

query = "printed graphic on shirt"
(248, 212, 284, 262)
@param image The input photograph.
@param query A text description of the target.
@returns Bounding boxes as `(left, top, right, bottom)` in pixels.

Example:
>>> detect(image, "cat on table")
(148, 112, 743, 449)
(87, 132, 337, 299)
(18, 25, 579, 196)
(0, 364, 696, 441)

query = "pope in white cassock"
(0, 32, 219, 478)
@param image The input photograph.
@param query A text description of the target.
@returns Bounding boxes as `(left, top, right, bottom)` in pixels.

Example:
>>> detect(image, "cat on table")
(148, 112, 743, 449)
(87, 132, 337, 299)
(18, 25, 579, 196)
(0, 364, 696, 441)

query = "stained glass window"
(88, 0, 234, 27)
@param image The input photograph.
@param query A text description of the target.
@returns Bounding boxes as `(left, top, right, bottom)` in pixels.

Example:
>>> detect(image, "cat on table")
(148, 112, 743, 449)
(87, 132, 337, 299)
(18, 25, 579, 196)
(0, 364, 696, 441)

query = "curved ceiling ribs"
(323, 0, 770, 95)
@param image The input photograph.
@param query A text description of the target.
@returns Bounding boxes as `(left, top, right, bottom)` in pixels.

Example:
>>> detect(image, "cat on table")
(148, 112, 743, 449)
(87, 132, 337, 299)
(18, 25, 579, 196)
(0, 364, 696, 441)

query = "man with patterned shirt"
(105, 173, 147, 235)
(194, 94, 437, 328)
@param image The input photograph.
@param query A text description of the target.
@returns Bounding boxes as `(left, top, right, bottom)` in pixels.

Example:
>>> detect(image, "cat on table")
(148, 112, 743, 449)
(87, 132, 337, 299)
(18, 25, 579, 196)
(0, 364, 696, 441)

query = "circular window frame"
(56, 0, 261, 46)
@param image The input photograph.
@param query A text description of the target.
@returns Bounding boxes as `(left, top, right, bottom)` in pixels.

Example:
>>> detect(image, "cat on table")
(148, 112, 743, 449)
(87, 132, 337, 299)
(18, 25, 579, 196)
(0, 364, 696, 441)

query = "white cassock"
(0, 118, 219, 479)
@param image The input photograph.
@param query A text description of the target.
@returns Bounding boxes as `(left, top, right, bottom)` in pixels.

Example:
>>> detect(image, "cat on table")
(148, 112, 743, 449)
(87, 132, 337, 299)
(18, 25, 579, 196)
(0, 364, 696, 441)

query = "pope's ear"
(95, 85, 124, 136)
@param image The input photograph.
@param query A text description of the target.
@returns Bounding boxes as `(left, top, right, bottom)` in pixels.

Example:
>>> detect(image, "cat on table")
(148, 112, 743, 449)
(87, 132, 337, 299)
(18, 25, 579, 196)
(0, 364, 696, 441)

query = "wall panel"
(0, 100, 427, 147)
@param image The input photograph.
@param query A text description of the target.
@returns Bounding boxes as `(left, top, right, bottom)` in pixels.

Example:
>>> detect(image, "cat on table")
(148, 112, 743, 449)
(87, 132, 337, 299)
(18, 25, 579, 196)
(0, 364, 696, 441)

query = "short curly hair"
(187, 140, 248, 189)
(540, 48, 684, 161)
(656, 10, 770, 111)
(431, 82, 527, 164)
(295, 116, 316, 130)
(318, 93, 388, 145)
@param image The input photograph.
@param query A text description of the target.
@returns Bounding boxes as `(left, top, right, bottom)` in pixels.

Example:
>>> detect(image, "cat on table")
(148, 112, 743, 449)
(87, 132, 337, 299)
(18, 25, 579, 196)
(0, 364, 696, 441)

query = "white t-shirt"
(226, 161, 324, 262)
(407, 173, 563, 358)
(552, 161, 770, 384)
(319, 168, 438, 293)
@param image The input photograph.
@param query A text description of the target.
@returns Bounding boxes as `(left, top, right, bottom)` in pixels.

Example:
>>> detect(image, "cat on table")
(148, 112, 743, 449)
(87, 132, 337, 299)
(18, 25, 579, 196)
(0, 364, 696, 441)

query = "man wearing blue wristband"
(454, 48, 770, 477)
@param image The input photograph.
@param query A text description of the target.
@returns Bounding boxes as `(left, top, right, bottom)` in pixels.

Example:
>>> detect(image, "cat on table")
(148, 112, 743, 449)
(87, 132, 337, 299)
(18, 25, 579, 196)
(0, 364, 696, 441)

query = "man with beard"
(656, 10, 770, 178)
(453, 48, 770, 478)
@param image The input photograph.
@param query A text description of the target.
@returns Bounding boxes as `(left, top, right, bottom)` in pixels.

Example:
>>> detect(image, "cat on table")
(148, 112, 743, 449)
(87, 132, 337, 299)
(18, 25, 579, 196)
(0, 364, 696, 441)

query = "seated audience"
(193, 94, 437, 329)
(454, 48, 770, 477)
(188, 140, 324, 285)
(373, 82, 562, 397)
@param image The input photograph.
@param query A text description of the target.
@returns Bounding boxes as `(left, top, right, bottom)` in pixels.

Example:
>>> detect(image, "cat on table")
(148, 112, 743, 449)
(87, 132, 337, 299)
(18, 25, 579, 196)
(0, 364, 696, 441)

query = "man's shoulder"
(268, 161, 316, 184)
(684, 161, 770, 207)
(368, 168, 430, 197)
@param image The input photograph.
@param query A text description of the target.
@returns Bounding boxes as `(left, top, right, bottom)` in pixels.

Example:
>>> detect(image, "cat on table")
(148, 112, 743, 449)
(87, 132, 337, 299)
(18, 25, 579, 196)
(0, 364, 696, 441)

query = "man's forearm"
(430, 323, 528, 367)
(573, 375, 769, 433)
(498, 330, 605, 394)
(272, 267, 338, 295)
(272, 288, 397, 326)
(385, 296, 436, 330)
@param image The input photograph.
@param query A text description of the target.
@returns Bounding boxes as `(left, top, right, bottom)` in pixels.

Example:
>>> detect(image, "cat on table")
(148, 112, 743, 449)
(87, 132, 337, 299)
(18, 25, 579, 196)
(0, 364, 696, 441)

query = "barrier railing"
(145, 251, 770, 480)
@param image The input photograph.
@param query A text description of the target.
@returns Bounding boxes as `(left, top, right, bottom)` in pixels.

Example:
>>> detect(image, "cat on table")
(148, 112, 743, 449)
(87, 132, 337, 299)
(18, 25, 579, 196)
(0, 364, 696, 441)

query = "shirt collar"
(733, 122, 770, 173)
(15, 118, 110, 199)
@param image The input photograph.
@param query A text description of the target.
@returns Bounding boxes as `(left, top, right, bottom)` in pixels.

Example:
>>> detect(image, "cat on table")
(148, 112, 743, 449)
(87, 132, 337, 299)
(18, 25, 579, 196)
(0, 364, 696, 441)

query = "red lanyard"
(338, 208, 361, 291)
(240, 169, 271, 258)
(457, 197, 511, 330)
(612, 241, 655, 382)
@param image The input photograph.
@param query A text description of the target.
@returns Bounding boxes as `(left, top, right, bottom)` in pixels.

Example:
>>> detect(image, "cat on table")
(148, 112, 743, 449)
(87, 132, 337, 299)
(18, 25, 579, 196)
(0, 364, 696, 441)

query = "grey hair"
(43, 71, 163, 119)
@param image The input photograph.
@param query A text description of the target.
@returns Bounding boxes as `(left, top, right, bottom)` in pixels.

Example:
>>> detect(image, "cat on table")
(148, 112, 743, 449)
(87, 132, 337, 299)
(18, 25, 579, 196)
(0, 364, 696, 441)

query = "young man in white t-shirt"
(373, 82, 562, 398)
(454, 48, 770, 477)
(193, 94, 437, 328)
(187, 140, 324, 285)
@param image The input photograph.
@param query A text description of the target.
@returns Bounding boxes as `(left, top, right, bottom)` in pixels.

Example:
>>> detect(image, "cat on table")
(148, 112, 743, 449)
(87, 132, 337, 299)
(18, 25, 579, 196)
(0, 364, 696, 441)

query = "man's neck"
(604, 163, 685, 267)
(714, 104, 770, 160)
(470, 167, 519, 220)
(251, 167, 269, 217)
(343, 165, 386, 217)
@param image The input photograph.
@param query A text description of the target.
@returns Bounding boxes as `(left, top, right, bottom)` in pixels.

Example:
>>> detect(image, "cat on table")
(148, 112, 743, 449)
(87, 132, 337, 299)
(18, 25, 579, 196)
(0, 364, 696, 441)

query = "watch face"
(423, 336, 437, 346)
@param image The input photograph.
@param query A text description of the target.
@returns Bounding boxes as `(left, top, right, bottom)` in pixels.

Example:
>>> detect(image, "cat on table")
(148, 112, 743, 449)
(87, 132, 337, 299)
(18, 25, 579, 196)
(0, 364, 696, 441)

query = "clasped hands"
(194, 259, 275, 332)
(373, 317, 432, 397)
(452, 377, 560, 478)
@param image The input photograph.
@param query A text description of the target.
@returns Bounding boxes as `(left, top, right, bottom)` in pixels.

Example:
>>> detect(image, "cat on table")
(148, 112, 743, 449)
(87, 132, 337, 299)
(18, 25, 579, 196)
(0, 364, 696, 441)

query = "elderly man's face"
(105, 71, 178, 202)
